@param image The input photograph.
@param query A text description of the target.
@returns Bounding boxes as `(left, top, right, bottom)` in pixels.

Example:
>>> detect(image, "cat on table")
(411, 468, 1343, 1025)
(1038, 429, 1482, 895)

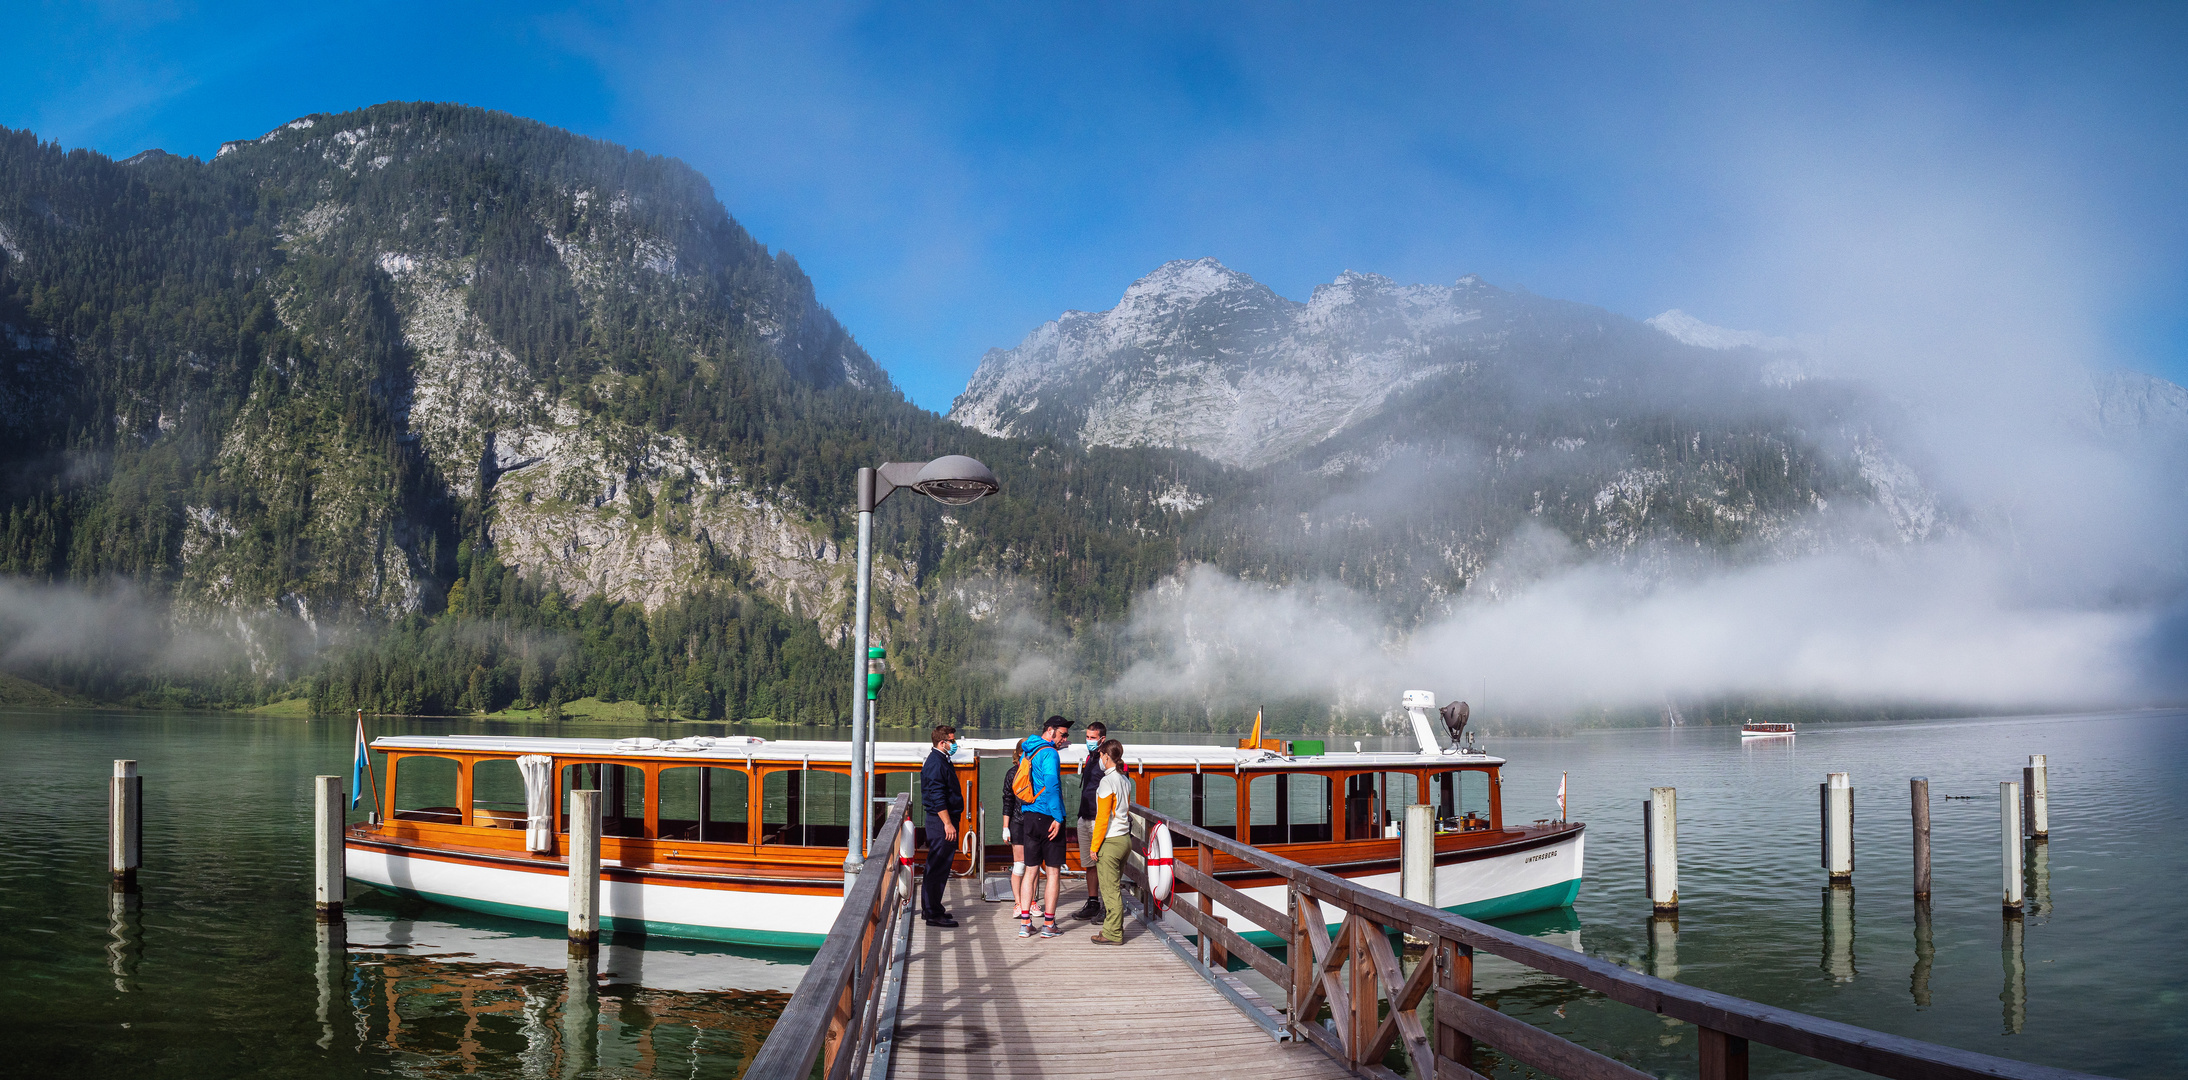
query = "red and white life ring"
(897, 820, 916, 899)
(1144, 821, 1175, 908)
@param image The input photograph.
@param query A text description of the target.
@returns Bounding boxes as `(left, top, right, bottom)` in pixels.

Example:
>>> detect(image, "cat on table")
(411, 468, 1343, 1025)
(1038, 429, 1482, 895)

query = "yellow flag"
(1249, 708, 1263, 745)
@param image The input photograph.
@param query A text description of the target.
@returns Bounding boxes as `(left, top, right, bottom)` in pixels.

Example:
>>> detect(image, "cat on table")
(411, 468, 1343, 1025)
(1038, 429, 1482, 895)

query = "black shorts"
(1019, 811, 1066, 868)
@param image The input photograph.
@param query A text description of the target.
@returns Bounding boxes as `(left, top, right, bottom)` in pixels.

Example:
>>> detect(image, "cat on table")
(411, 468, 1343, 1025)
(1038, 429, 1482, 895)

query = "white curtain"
(518, 754, 555, 854)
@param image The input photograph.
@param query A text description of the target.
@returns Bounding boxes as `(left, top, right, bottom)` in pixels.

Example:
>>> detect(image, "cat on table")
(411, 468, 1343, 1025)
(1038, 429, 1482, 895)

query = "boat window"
(656, 766, 749, 843)
(470, 758, 527, 830)
(1434, 769, 1494, 832)
(392, 755, 461, 824)
(761, 768, 850, 847)
(560, 763, 648, 838)
(1148, 772, 1229, 846)
(874, 770, 924, 835)
(1342, 772, 1423, 841)
(1249, 773, 1331, 845)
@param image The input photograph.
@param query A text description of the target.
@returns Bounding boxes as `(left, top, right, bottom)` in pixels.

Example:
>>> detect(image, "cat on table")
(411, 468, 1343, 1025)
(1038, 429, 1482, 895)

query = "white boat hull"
(346, 844, 842, 949)
(1163, 829, 1586, 947)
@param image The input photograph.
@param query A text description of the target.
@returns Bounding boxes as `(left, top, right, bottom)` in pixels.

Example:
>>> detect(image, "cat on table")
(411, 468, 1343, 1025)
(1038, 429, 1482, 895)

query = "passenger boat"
(344, 691, 1584, 947)
(1740, 720, 1797, 738)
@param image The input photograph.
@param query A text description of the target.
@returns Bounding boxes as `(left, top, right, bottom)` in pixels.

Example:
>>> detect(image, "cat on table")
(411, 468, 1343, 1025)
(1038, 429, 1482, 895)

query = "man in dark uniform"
(920, 724, 963, 927)
(1072, 721, 1109, 921)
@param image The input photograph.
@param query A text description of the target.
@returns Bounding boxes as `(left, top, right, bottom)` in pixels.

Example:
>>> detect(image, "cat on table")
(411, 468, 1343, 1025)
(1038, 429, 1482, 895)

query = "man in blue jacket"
(1013, 715, 1072, 939)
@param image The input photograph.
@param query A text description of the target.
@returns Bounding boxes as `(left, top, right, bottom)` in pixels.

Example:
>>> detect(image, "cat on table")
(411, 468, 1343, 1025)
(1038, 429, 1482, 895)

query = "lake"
(1, 708, 2180, 1078)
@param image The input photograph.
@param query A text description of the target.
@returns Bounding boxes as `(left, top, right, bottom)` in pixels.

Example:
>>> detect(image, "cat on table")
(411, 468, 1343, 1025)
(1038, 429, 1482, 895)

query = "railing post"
(1289, 882, 1310, 1041)
(1349, 914, 1374, 1066)
(1700, 1026, 1750, 1080)
(1199, 843, 1216, 968)
(1436, 935, 1473, 1069)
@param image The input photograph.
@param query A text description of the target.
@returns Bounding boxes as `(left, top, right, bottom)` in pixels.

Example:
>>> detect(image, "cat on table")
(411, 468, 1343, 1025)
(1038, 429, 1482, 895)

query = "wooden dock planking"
(888, 878, 1352, 1080)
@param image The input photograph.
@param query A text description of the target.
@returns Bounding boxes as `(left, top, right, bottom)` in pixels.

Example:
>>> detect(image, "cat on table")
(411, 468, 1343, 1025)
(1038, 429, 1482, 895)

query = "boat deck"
(887, 877, 1351, 1079)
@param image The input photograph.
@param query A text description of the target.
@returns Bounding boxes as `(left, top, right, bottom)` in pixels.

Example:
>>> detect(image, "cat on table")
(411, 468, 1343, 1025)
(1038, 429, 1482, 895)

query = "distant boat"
(1741, 720, 1796, 738)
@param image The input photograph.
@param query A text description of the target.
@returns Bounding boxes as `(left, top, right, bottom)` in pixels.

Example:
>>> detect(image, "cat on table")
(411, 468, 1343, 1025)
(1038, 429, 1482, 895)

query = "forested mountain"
(6, 105, 2171, 730)
(0, 104, 1217, 726)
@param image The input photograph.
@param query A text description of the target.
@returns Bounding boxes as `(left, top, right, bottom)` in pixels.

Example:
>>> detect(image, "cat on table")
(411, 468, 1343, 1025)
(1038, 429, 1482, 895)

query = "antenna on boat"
(1400, 691, 1448, 755)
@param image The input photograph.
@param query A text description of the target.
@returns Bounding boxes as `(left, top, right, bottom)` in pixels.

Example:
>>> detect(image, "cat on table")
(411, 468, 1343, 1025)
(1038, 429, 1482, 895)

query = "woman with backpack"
(1086, 738, 1133, 945)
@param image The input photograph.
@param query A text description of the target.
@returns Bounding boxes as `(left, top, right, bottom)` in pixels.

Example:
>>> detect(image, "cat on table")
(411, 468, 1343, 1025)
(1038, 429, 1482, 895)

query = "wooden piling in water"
(568, 789, 602, 954)
(1910, 776, 1931, 900)
(1645, 786, 1678, 912)
(2023, 755, 2049, 839)
(2000, 780, 2024, 916)
(1821, 772, 1853, 883)
(109, 759, 141, 890)
(313, 775, 345, 922)
(1402, 802, 1436, 943)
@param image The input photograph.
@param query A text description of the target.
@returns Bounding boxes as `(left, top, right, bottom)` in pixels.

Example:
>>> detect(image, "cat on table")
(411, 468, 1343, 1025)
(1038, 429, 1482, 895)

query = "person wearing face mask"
(1072, 721, 1110, 921)
(919, 724, 964, 927)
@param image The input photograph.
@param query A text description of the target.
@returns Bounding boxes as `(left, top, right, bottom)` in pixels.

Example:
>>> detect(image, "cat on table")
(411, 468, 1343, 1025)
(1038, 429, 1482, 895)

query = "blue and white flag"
(351, 712, 369, 809)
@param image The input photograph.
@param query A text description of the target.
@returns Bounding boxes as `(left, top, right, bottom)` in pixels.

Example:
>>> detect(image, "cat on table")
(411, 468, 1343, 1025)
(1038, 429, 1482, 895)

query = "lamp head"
(910, 455, 1000, 506)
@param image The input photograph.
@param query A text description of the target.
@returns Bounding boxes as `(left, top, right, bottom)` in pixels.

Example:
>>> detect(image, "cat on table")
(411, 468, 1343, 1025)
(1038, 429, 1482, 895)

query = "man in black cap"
(919, 724, 963, 927)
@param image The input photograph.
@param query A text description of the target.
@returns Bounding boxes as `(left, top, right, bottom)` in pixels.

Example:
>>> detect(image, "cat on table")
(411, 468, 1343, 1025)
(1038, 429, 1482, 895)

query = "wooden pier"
(752, 794, 2109, 1080)
(886, 879, 1348, 1080)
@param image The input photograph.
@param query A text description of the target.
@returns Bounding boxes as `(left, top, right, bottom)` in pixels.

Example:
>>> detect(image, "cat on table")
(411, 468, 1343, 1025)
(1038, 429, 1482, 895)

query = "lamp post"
(844, 455, 1001, 874)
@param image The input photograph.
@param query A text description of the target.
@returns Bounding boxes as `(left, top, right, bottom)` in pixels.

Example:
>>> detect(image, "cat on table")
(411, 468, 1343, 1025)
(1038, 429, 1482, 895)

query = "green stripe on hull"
(1226, 877, 1583, 950)
(358, 882, 828, 949)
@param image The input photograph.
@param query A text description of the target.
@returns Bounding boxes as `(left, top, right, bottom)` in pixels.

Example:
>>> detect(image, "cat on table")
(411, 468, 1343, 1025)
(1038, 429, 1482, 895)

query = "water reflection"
(105, 887, 142, 993)
(1822, 885, 1856, 982)
(1911, 901, 1934, 1008)
(2026, 840, 2051, 917)
(1646, 914, 1678, 981)
(2002, 916, 2027, 1035)
(317, 920, 345, 1049)
(562, 951, 599, 1079)
(334, 909, 800, 1077)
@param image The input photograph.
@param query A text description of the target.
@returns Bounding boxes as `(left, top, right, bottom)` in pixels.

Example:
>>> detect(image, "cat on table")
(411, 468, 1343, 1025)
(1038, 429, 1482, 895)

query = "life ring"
(897, 819, 916, 900)
(1145, 821, 1174, 908)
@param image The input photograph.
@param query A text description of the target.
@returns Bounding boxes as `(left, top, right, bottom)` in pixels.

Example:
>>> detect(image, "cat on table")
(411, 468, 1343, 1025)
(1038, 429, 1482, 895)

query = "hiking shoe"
(1071, 901, 1103, 921)
(1090, 932, 1121, 945)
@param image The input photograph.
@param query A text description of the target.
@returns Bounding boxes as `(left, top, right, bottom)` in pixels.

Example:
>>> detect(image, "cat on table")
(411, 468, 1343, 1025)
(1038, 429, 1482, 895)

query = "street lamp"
(844, 455, 1001, 873)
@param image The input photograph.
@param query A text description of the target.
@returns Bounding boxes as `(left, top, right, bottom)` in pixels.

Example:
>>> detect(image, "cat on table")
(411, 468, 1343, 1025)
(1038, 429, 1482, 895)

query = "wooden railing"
(746, 792, 914, 1080)
(1125, 803, 2106, 1080)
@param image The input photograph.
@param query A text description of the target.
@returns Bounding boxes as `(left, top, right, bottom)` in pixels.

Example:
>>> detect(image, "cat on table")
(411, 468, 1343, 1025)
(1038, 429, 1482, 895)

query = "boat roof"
(368, 734, 1505, 770)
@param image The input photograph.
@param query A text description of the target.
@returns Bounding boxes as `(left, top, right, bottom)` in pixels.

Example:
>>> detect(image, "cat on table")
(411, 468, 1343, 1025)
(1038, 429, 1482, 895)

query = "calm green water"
(2, 709, 2181, 1078)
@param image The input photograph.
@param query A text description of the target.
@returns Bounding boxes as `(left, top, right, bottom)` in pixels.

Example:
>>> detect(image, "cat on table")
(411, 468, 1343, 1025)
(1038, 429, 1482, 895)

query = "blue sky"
(5, 2, 2183, 410)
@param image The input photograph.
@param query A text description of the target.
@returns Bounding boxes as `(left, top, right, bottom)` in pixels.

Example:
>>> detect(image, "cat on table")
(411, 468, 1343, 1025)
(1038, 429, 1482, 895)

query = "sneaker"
(1071, 901, 1102, 921)
(1017, 919, 1036, 939)
(1039, 918, 1061, 940)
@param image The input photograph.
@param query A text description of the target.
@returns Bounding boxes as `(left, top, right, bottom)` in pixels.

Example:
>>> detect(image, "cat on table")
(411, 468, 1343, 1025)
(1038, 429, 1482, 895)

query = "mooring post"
(314, 775, 346, 922)
(1910, 777, 1931, 900)
(568, 789, 602, 954)
(1645, 786, 1678, 912)
(1999, 781, 2024, 916)
(109, 759, 141, 890)
(2023, 755, 2049, 839)
(1821, 772, 1853, 883)
(1401, 802, 1436, 941)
